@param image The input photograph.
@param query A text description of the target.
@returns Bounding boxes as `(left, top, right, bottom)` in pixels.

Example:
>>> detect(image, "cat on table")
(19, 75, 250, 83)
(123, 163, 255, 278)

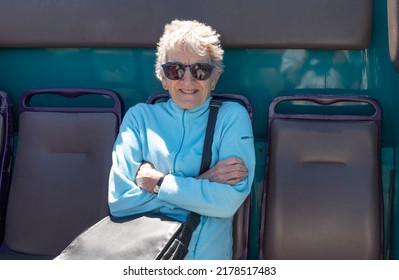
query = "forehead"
(167, 48, 211, 64)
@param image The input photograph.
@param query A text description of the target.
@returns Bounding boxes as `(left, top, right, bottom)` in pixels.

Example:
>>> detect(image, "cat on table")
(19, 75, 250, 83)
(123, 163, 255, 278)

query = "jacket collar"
(167, 97, 212, 117)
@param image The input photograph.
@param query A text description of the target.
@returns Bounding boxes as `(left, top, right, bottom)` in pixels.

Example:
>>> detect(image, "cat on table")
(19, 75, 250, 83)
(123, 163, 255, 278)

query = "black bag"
(55, 99, 221, 260)
(56, 212, 200, 260)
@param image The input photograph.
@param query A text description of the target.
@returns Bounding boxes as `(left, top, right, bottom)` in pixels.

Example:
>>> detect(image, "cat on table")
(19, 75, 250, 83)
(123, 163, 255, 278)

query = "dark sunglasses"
(161, 62, 214, 81)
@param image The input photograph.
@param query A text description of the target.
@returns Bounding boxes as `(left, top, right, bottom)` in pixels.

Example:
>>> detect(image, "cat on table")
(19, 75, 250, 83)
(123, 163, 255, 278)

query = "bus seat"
(0, 91, 13, 245)
(260, 94, 383, 259)
(0, 88, 122, 259)
(146, 92, 253, 260)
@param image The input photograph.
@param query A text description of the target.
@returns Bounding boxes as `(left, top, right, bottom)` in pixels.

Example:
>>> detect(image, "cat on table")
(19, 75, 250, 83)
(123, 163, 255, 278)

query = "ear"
(211, 73, 221, 91)
(161, 79, 168, 90)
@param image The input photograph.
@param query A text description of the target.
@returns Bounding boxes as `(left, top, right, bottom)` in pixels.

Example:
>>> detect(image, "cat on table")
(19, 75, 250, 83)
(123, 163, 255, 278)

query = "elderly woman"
(108, 19, 255, 259)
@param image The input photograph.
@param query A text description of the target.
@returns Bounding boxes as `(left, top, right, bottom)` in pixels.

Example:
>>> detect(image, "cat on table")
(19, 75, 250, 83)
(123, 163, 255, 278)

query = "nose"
(180, 66, 195, 81)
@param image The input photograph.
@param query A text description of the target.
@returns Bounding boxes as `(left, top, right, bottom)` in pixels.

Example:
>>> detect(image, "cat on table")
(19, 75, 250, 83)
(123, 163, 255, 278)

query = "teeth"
(181, 89, 196, 94)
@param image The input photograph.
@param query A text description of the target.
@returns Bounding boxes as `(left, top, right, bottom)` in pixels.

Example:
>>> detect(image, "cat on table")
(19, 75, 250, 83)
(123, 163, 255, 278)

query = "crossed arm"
(136, 157, 248, 193)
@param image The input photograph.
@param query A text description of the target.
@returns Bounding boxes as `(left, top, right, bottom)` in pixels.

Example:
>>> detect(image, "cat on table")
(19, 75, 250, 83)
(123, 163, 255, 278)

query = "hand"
(135, 162, 164, 193)
(197, 157, 248, 186)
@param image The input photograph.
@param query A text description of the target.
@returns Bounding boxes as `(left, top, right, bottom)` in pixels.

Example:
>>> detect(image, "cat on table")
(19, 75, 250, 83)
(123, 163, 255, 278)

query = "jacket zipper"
(172, 110, 186, 172)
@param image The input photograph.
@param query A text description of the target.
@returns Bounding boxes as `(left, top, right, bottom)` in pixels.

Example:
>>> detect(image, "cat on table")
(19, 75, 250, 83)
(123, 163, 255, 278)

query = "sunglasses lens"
(190, 63, 213, 80)
(162, 63, 214, 80)
(162, 63, 185, 80)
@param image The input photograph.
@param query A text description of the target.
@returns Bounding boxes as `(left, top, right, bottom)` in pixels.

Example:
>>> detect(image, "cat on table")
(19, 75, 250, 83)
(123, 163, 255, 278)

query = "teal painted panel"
(0, 48, 162, 108)
(0, 47, 372, 140)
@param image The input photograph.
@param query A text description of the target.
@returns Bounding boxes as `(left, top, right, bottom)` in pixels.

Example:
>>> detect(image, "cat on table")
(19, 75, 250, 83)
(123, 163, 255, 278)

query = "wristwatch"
(153, 175, 164, 194)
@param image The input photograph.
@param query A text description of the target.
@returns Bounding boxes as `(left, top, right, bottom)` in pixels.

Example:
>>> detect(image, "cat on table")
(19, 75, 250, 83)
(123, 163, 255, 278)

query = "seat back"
(260, 94, 383, 260)
(0, 91, 13, 245)
(146, 92, 253, 260)
(2, 88, 122, 258)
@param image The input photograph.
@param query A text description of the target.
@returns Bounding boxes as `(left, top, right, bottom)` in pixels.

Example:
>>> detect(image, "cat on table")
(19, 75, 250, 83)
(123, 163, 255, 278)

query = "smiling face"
(161, 48, 220, 110)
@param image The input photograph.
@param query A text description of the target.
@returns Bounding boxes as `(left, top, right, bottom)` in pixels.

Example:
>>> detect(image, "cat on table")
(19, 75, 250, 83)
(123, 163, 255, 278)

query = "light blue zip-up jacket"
(108, 97, 255, 259)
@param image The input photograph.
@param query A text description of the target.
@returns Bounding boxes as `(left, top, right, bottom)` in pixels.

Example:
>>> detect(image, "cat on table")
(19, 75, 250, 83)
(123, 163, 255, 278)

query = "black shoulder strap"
(199, 98, 222, 175)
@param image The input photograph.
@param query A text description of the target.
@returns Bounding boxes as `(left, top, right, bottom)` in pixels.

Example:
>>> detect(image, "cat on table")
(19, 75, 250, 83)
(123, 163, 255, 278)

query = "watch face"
(153, 185, 160, 194)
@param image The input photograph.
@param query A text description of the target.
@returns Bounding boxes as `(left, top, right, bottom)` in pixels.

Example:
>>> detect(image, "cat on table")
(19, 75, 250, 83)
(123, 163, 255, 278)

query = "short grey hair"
(155, 19, 224, 81)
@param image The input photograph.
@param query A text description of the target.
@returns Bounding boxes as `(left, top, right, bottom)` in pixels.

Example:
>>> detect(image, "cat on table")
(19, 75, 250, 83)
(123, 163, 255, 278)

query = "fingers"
(200, 157, 248, 185)
(216, 158, 247, 177)
(214, 158, 248, 177)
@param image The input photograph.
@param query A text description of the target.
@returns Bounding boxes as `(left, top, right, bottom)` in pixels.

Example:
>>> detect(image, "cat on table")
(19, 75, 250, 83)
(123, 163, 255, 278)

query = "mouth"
(180, 89, 198, 94)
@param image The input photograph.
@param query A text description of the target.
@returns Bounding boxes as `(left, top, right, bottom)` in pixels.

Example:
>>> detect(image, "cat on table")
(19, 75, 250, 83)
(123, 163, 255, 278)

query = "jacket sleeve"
(108, 106, 164, 217)
(157, 103, 256, 218)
